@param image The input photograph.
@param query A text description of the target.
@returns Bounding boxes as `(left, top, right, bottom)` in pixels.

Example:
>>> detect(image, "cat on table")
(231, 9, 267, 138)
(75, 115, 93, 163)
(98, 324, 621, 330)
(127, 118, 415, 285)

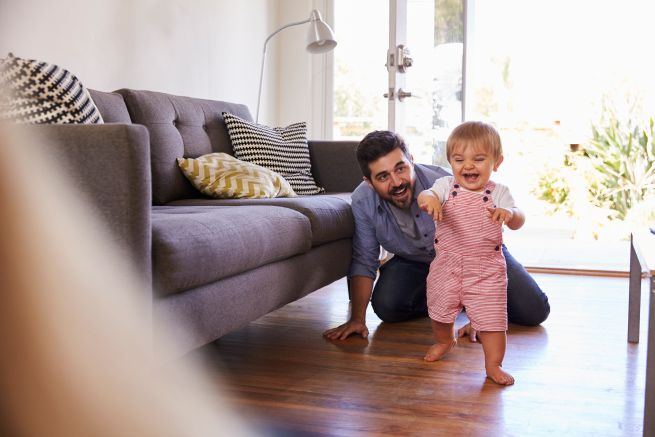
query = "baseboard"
(524, 265, 633, 278)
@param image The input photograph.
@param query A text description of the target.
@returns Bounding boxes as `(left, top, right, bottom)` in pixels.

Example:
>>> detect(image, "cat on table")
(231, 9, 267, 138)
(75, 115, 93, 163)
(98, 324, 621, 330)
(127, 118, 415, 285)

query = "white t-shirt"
(429, 176, 516, 209)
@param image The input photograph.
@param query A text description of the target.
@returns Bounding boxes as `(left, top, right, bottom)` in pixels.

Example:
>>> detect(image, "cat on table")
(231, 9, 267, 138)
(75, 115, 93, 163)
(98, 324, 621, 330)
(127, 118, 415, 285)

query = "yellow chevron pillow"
(177, 153, 297, 199)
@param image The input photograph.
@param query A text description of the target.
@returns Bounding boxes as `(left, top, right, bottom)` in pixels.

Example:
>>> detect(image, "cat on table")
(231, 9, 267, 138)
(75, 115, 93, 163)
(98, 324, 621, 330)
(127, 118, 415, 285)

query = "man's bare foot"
(424, 339, 457, 362)
(486, 365, 514, 385)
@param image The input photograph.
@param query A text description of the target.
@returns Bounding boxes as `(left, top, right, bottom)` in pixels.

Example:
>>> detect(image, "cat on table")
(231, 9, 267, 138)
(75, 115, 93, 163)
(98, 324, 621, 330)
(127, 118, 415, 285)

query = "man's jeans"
(370, 246, 550, 326)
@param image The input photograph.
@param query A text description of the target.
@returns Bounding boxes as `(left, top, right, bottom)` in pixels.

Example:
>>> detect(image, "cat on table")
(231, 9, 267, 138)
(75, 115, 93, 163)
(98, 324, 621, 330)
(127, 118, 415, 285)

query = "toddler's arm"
(418, 189, 443, 222)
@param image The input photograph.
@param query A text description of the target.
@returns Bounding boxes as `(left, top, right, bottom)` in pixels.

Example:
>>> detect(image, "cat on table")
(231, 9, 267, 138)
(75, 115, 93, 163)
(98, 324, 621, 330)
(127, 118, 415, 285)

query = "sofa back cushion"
(116, 89, 253, 205)
(87, 89, 132, 124)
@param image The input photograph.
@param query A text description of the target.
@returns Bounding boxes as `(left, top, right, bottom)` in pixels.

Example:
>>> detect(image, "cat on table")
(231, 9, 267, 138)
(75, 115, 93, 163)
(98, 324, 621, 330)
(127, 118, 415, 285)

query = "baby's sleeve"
(493, 183, 517, 209)
(429, 176, 453, 206)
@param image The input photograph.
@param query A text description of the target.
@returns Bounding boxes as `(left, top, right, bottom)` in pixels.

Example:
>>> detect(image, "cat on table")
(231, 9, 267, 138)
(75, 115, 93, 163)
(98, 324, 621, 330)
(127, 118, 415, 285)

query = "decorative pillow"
(177, 152, 297, 199)
(0, 53, 103, 124)
(222, 112, 325, 195)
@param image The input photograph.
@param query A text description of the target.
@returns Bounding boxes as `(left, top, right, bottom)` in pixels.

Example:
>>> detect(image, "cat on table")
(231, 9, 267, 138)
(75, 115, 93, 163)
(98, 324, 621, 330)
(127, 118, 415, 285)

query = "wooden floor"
(181, 274, 650, 436)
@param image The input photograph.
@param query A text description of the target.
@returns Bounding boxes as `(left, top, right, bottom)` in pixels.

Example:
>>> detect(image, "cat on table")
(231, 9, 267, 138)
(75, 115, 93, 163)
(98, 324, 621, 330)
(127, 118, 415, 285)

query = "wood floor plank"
(177, 274, 649, 436)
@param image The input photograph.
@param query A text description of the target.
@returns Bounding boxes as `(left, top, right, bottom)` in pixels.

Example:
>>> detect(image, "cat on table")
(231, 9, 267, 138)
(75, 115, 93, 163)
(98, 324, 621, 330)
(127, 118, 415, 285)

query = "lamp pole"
(255, 10, 337, 124)
(256, 18, 310, 124)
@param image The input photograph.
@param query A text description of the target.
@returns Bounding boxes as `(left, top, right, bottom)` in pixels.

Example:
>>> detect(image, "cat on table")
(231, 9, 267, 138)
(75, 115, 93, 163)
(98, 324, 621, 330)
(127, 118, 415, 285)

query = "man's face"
(364, 148, 416, 210)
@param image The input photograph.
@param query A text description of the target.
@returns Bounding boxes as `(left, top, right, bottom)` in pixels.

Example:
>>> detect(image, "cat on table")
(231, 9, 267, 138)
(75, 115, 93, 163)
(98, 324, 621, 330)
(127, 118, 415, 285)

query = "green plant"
(585, 89, 655, 220)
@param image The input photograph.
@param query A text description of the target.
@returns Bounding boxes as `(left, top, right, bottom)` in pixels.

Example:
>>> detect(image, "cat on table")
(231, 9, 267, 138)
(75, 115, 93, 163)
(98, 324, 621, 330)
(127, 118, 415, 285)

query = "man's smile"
(390, 183, 410, 198)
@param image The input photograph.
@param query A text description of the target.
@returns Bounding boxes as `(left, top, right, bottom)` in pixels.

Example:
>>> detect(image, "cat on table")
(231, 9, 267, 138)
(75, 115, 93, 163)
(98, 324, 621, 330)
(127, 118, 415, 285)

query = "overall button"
(486, 189, 491, 194)
(434, 238, 438, 244)
(454, 184, 460, 189)
(495, 246, 500, 251)
(483, 196, 489, 202)
(452, 191, 457, 197)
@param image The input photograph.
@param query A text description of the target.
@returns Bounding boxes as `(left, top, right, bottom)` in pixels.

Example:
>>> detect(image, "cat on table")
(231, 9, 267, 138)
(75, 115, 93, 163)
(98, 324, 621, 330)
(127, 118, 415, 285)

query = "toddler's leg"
(424, 320, 457, 362)
(480, 331, 514, 385)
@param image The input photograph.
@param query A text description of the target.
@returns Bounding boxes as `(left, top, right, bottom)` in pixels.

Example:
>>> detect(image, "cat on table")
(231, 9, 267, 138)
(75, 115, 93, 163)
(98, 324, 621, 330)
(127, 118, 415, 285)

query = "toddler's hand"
(486, 206, 513, 227)
(419, 201, 443, 222)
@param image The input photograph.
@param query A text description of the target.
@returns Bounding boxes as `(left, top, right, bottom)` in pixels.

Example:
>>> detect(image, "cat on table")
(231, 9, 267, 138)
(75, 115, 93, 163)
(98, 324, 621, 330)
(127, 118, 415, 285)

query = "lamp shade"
(306, 10, 337, 54)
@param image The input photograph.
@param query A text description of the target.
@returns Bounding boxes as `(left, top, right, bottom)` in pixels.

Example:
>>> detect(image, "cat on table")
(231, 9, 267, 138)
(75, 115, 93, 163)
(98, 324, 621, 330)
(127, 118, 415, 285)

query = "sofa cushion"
(177, 152, 296, 199)
(151, 205, 312, 296)
(0, 53, 103, 124)
(223, 112, 325, 196)
(88, 89, 132, 123)
(116, 89, 253, 205)
(165, 193, 353, 247)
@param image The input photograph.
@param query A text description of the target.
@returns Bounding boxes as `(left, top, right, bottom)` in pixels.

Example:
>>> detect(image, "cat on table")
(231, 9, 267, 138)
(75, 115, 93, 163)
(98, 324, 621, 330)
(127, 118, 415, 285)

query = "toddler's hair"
(446, 121, 503, 161)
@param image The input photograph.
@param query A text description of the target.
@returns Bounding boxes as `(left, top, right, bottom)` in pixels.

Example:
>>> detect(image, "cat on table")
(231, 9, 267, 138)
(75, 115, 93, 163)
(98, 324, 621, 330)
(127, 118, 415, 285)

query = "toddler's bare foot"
(486, 365, 514, 385)
(424, 339, 457, 362)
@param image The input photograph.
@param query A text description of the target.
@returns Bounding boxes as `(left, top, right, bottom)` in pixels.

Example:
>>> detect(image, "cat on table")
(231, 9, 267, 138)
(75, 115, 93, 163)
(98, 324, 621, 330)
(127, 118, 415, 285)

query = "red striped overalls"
(426, 180, 508, 331)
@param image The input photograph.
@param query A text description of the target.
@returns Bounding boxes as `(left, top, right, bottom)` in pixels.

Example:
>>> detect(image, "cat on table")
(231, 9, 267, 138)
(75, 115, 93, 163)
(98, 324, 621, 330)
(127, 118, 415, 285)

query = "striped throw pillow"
(222, 112, 325, 195)
(0, 53, 103, 124)
(177, 153, 297, 199)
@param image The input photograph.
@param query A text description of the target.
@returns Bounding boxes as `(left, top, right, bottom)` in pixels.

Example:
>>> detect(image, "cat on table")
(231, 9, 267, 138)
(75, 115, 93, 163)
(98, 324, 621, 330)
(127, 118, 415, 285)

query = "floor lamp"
(256, 9, 337, 124)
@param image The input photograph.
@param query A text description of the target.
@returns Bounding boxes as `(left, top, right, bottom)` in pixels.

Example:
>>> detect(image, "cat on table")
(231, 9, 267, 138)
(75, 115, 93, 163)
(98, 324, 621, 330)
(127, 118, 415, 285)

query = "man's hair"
(446, 121, 503, 161)
(355, 130, 411, 180)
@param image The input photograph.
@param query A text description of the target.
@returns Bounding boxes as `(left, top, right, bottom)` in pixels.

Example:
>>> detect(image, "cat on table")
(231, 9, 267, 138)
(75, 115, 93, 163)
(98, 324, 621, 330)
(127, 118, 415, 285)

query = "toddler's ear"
(493, 155, 504, 171)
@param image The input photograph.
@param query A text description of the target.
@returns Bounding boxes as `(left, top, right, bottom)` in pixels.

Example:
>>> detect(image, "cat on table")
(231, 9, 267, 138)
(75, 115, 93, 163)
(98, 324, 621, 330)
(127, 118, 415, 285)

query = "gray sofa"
(40, 88, 361, 360)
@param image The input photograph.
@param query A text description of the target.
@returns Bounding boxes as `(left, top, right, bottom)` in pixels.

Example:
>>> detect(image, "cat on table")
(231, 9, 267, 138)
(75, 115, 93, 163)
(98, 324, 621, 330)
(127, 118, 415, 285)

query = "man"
(324, 130, 550, 341)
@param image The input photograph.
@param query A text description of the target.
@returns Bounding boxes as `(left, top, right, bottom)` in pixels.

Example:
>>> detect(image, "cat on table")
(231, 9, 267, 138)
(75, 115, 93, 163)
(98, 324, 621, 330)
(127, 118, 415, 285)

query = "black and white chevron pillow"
(222, 112, 325, 195)
(0, 53, 103, 124)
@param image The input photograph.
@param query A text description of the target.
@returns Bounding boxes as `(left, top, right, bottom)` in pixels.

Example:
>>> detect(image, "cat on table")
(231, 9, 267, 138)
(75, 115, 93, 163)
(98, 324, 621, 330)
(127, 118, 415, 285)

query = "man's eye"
(396, 166, 406, 173)
(378, 175, 388, 182)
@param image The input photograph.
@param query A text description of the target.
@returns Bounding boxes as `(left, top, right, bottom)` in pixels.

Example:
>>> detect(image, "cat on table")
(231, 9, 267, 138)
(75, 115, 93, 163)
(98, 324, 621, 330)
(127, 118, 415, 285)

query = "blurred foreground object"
(0, 125, 257, 436)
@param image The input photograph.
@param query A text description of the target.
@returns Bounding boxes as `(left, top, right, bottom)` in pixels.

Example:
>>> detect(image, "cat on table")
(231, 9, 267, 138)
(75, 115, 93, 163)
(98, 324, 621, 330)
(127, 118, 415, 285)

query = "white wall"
(276, 0, 334, 139)
(0, 0, 333, 137)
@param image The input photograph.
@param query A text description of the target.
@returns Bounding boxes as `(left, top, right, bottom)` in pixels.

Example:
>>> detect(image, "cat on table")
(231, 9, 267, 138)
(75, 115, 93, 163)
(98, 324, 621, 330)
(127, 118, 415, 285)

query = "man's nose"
(389, 172, 402, 186)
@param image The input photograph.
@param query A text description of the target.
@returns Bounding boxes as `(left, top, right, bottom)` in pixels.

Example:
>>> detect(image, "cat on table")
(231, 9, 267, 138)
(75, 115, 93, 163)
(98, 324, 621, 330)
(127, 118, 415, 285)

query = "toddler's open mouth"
(463, 173, 479, 183)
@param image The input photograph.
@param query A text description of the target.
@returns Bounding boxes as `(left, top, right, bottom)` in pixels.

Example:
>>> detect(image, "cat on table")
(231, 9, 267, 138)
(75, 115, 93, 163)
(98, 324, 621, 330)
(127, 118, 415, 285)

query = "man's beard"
(383, 180, 415, 210)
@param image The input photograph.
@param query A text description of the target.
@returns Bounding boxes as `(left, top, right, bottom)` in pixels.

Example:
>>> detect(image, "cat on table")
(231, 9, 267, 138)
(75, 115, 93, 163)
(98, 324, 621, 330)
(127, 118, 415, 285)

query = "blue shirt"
(348, 163, 452, 279)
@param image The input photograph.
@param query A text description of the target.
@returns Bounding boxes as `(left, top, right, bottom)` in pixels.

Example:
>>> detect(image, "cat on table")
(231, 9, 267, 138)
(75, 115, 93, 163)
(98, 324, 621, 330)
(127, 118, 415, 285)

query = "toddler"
(417, 121, 525, 385)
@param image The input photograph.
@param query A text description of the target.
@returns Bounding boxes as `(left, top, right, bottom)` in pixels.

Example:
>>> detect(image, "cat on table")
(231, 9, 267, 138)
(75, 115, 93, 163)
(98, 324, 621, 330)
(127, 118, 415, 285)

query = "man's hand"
(486, 206, 513, 227)
(323, 319, 369, 340)
(457, 323, 480, 342)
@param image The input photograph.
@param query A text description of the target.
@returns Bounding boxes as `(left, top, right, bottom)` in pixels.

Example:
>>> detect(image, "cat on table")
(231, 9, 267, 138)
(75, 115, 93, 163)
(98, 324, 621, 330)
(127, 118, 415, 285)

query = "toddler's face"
(448, 144, 503, 192)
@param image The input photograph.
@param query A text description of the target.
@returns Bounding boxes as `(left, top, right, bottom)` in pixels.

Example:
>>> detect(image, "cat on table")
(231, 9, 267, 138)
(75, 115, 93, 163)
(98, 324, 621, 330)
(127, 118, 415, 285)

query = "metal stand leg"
(644, 276, 655, 435)
(629, 236, 641, 343)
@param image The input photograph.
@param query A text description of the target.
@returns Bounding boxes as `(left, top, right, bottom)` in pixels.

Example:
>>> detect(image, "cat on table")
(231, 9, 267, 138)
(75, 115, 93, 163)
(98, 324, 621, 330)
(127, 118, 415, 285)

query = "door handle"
(397, 88, 412, 102)
(384, 88, 414, 101)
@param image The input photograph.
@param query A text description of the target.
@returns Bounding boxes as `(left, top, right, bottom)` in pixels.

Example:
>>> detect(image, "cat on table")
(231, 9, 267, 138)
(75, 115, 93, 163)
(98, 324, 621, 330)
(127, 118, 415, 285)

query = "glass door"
(332, 1, 388, 141)
(403, 0, 464, 166)
(334, 0, 465, 170)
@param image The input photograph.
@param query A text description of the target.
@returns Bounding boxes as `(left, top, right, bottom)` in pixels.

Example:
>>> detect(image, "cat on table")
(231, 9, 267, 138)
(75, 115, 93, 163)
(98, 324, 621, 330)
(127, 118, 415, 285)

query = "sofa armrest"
(32, 124, 152, 290)
(308, 140, 362, 192)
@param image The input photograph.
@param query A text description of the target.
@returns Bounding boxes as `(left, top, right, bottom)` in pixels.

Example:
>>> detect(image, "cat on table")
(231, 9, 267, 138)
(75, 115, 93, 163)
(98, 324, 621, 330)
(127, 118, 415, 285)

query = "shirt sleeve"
(429, 176, 453, 206)
(348, 197, 382, 280)
(492, 183, 517, 209)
